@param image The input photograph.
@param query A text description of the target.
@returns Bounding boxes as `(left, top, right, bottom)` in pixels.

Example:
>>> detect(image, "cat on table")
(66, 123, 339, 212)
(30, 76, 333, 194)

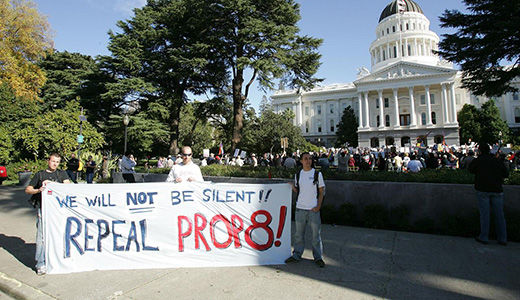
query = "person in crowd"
(285, 152, 325, 268)
(25, 153, 72, 275)
(337, 151, 348, 173)
(251, 153, 258, 167)
(157, 156, 165, 168)
(469, 143, 509, 246)
(407, 155, 422, 173)
(166, 146, 204, 183)
(85, 155, 96, 184)
(121, 151, 137, 183)
(101, 155, 109, 179)
(65, 153, 79, 183)
(166, 156, 174, 168)
(317, 153, 330, 171)
(394, 153, 403, 172)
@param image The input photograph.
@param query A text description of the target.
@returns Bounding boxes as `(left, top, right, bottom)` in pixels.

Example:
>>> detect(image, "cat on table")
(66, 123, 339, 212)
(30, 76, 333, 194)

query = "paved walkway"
(0, 185, 519, 300)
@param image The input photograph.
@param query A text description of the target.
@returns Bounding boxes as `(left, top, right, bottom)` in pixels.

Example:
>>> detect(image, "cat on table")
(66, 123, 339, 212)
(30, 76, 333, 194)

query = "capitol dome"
(379, 0, 424, 22)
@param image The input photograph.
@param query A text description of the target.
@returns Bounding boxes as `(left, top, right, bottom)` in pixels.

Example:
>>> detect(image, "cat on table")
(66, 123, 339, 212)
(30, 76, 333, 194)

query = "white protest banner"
(42, 182, 291, 274)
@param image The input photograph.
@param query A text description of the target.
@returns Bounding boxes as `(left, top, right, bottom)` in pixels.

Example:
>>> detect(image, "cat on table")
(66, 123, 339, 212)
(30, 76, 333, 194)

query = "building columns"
(441, 83, 449, 124)
(393, 88, 400, 128)
(425, 85, 433, 126)
(364, 92, 370, 128)
(378, 90, 384, 128)
(409, 87, 417, 126)
(358, 93, 363, 129)
(297, 94, 303, 126)
(450, 83, 458, 124)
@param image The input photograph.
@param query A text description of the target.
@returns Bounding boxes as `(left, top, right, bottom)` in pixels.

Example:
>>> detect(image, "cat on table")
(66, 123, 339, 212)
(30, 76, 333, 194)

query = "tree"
(212, 0, 322, 150)
(336, 106, 358, 147)
(457, 104, 481, 144)
(457, 101, 510, 145)
(244, 108, 311, 154)
(479, 100, 510, 145)
(0, 0, 53, 100)
(437, 0, 520, 97)
(14, 100, 104, 159)
(107, 0, 227, 155)
(178, 102, 216, 156)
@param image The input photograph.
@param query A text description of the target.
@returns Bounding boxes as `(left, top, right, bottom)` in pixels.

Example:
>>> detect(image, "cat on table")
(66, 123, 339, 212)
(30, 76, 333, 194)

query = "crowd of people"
(147, 143, 520, 174)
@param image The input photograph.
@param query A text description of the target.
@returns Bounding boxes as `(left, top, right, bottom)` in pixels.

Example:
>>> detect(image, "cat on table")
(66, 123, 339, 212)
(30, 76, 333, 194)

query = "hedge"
(137, 164, 520, 185)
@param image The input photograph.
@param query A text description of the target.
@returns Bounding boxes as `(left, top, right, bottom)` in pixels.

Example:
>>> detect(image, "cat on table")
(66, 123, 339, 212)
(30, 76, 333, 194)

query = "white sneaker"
(36, 266, 47, 275)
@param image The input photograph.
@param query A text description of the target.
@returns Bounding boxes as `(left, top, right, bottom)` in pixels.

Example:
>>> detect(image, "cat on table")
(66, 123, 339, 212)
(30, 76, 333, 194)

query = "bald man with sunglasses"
(166, 146, 204, 183)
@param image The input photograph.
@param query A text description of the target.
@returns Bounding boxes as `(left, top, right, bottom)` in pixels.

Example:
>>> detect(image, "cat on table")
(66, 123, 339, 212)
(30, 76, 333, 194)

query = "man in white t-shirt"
(166, 146, 204, 183)
(285, 152, 325, 268)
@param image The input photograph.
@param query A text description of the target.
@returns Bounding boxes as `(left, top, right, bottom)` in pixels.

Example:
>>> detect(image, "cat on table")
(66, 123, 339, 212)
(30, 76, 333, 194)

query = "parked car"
(0, 165, 7, 185)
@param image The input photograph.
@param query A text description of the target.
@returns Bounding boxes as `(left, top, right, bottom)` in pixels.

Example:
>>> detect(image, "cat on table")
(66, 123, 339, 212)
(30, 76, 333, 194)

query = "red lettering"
(231, 215, 244, 248)
(245, 210, 274, 251)
(194, 213, 210, 251)
(177, 216, 192, 252)
(210, 215, 233, 249)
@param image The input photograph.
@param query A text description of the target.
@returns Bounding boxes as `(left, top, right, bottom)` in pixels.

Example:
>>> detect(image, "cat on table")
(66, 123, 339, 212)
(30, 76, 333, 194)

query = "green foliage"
(107, 0, 228, 154)
(363, 204, 389, 229)
(15, 100, 104, 159)
(179, 102, 216, 156)
(437, 0, 520, 97)
(241, 108, 310, 154)
(479, 100, 511, 145)
(5, 159, 48, 180)
(457, 104, 481, 144)
(457, 101, 511, 145)
(336, 106, 358, 147)
(0, 126, 13, 164)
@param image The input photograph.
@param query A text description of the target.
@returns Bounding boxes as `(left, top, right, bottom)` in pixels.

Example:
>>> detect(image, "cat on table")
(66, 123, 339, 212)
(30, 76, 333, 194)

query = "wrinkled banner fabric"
(42, 182, 291, 274)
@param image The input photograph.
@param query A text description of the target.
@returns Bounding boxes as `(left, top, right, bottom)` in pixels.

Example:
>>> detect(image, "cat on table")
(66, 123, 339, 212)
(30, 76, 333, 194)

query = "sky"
(32, 0, 467, 111)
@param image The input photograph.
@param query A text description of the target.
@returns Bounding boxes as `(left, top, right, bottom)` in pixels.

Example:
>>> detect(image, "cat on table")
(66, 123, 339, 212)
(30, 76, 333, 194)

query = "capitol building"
(271, 0, 520, 148)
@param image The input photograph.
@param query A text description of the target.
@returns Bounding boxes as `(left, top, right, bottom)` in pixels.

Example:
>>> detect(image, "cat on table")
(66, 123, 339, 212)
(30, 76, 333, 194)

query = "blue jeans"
(477, 191, 507, 243)
(291, 209, 323, 260)
(36, 208, 45, 269)
(66, 170, 77, 183)
(86, 172, 94, 184)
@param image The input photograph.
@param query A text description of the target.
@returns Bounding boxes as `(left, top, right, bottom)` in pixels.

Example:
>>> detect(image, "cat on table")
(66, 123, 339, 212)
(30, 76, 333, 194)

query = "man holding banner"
(286, 152, 326, 267)
(166, 146, 204, 183)
(25, 153, 72, 275)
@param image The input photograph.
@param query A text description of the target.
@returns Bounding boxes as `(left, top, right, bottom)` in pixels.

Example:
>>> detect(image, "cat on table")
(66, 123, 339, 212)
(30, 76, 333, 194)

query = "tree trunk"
(231, 71, 245, 151)
(168, 96, 182, 156)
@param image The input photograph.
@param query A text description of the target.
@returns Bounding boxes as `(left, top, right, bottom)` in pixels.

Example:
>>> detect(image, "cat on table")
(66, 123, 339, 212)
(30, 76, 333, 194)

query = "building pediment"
(355, 61, 457, 85)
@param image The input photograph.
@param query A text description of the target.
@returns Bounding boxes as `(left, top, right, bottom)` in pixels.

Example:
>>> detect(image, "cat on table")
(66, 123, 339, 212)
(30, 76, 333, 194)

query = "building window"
(377, 115, 380, 127)
(382, 30, 384, 36)
(376, 99, 379, 109)
(420, 94, 435, 105)
(342, 103, 347, 112)
(383, 50, 386, 60)
(408, 45, 412, 55)
(387, 28, 390, 34)
(385, 114, 390, 127)
(421, 112, 426, 125)
(401, 136, 410, 147)
(317, 105, 321, 115)
(317, 119, 322, 133)
(406, 23, 409, 30)
(384, 98, 389, 107)
(330, 119, 335, 132)
(513, 93, 519, 101)
(305, 121, 309, 133)
(392, 26, 395, 32)
(456, 94, 461, 105)
(371, 138, 380, 147)
(305, 106, 309, 116)
(400, 24, 403, 31)
(394, 46, 397, 58)
(430, 94, 435, 104)
(329, 104, 334, 114)
(400, 114, 411, 126)
(420, 95, 426, 105)
(431, 112, 437, 124)
(515, 108, 520, 123)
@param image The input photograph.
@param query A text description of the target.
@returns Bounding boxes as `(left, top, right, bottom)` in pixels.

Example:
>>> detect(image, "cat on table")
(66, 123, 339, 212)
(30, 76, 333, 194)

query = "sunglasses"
(181, 153, 192, 157)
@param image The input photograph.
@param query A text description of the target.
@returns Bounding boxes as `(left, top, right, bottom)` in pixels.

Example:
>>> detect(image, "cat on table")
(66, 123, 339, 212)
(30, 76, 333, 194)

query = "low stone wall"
(112, 172, 520, 224)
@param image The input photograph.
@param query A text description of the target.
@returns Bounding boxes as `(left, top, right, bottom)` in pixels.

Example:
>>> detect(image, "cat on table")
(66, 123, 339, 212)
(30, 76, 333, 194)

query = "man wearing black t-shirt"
(65, 153, 79, 183)
(25, 153, 71, 275)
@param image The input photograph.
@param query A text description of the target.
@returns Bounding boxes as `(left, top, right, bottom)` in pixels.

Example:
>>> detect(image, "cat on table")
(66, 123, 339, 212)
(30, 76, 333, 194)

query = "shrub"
(336, 203, 358, 226)
(6, 160, 48, 179)
(389, 205, 411, 231)
(413, 218, 436, 234)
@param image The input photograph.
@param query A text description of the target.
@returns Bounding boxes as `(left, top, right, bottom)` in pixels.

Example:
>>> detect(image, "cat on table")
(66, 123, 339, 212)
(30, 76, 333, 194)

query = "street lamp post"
(123, 114, 130, 154)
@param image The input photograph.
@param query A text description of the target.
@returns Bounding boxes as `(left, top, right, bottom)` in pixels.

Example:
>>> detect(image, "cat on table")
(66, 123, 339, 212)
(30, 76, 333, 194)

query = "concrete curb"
(0, 272, 55, 300)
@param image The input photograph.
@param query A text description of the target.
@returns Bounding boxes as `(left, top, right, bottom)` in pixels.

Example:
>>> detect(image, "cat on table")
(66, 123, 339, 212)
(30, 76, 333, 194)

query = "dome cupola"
(379, 0, 424, 22)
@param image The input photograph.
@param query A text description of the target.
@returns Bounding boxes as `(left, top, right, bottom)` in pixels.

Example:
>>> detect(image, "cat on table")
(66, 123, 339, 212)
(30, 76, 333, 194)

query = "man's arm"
(312, 187, 324, 212)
